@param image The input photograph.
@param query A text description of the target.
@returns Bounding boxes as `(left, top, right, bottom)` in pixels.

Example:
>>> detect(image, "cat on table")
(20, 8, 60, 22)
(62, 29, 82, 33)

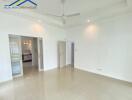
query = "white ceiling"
(34, 0, 131, 27)
(1, 0, 131, 27)
(35, 0, 124, 15)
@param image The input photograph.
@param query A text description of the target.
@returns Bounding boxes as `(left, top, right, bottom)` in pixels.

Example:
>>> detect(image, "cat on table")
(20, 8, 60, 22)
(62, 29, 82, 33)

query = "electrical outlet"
(97, 68, 102, 71)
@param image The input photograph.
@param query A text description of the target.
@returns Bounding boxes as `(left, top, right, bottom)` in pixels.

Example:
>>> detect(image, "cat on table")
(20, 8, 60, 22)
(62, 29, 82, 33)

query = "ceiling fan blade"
(66, 13, 80, 17)
(44, 13, 62, 18)
(61, 0, 66, 4)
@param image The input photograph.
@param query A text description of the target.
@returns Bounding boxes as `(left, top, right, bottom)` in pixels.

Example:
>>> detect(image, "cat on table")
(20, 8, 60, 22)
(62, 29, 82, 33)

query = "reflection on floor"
(23, 62, 38, 76)
(0, 67, 132, 100)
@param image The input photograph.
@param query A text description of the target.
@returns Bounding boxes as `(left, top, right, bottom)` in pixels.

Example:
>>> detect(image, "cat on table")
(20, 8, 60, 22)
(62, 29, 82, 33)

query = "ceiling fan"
(45, 0, 80, 24)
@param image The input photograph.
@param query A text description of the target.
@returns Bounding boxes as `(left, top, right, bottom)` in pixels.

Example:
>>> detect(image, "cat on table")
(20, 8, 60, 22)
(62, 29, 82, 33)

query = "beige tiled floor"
(23, 62, 38, 76)
(0, 67, 132, 100)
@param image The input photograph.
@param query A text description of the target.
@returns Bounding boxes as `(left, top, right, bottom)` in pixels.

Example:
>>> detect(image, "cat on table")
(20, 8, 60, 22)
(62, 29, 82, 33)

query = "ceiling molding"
(63, 0, 132, 28)
(0, 9, 63, 28)
(64, 7, 132, 29)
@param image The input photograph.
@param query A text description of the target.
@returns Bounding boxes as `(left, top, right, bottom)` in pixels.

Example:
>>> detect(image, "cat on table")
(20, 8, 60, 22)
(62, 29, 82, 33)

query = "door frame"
(71, 42, 75, 68)
(37, 37, 44, 71)
(9, 34, 44, 78)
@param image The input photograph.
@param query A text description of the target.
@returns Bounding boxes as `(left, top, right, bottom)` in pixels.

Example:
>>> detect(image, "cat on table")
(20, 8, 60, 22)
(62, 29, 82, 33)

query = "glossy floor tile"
(0, 67, 132, 100)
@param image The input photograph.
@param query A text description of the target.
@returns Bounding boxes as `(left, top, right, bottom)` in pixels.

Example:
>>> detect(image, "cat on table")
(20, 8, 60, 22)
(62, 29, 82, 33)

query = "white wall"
(0, 34, 12, 83)
(0, 12, 66, 83)
(67, 12, 132, 82)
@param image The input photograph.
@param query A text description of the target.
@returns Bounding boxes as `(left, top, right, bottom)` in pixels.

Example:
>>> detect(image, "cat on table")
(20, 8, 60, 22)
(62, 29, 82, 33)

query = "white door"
(58, 41, 66, 68)
(38, 38, 44, 71)
(9, 35, 23, 77)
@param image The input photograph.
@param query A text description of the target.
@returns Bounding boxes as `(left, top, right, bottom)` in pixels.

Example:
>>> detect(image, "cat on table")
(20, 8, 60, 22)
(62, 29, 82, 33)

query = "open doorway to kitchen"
(9, 35, 44, 78)
(21, 36, 38, 75)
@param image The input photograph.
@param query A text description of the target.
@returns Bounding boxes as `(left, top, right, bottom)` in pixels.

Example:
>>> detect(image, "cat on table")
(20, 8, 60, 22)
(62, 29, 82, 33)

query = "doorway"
(21, 36, 38, 75)
(9, 35, 44, 77)
(57, 41, 75, 69)
(58, 41, 66, 68)
(71, 42, 75, 68)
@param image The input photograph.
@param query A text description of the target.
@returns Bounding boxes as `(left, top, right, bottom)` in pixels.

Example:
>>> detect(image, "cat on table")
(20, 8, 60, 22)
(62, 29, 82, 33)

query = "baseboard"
(66, 64, 72, 66)
(39, 69, 45, 72)
(44, 66, 57, 71)
(44, 65, 69, 71)
(0, 77, 13, 84)
(75, 66, 132, 84)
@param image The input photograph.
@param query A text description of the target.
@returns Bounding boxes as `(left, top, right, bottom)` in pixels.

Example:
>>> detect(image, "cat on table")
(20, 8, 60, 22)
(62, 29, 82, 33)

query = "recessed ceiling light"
(87, 19, 91, 23)
(38, 20, 42, 23)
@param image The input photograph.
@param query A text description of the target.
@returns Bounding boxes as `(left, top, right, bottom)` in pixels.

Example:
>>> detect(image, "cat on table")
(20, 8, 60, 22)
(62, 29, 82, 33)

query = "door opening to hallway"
(58, 41, 66, 68)
(58, 41, 75, 69)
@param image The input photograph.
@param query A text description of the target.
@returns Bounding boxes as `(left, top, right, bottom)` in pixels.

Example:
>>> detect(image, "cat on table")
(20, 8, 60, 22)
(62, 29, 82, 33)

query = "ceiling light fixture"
(87, 19, 91, 23)
(38, 20, 42, 23)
